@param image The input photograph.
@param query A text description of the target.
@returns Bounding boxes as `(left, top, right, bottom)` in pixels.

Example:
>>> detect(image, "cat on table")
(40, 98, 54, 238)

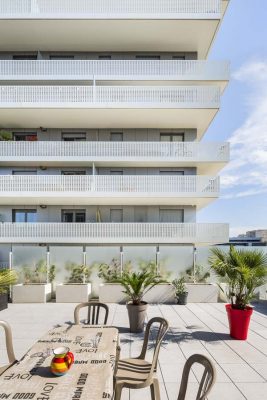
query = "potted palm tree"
(209, 246, 267, 340)
(0, 269, 17, 310)
(172, 277, 188, 305)
(115, 270, 166, 333)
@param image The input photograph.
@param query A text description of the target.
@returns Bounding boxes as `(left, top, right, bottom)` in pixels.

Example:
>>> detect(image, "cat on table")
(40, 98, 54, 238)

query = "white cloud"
(222, 60, 267, 199)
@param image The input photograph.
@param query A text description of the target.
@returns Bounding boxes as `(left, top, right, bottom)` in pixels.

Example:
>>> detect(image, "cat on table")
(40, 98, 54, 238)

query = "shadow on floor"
(252, 301, 267, 316)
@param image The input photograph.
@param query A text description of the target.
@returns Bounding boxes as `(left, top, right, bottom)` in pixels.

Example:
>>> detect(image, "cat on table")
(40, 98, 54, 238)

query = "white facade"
(0, 0, 230, 282)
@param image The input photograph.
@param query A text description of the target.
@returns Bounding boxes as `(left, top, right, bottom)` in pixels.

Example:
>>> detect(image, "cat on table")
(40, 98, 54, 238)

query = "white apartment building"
(0, 0, 230, 281)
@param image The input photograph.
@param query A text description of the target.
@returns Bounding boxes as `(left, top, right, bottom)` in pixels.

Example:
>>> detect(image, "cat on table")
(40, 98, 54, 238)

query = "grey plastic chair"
(114, 317, 169, 400)
(177, 354, 216, 400)
(0, 320, 17, 375)
(74, 302, 109, 325)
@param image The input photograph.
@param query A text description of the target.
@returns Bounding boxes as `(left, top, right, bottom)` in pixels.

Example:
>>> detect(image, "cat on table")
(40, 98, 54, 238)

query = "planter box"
(56, 284, 91, 303)
(99, 283, 176, 304)
(186, 283, 219, 303)
(99, 283, 219, 304)
(0, 293, 8, 311)
(12, 284, 52, 303)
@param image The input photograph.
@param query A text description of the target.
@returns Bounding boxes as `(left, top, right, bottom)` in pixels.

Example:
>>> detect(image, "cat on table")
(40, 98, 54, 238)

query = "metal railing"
(0, 60, 230, 81)
(0, 86, 220, 108)
(0, 222, 229, 244)
(0, 1, 222, 18)
(0, 141, 230, 163)
(0, 175, 220, 195)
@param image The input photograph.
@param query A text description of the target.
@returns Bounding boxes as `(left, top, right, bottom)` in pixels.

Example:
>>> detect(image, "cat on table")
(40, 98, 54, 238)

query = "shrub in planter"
(172, 277, 188, 305)
(114, 270, 166, 333)
(209, 246, 267, 340)
(66, 263, 92, 284)
(0, 269, 17, 310)
(98, 258, 131, 283)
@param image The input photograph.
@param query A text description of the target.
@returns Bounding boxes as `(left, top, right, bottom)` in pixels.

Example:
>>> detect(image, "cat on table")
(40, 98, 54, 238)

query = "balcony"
(0, 222, 229, 245)
(0, 141, 230, 174)
(0, 60, 229, 91)
(0, 175, 220, 208)
(0, 0, 229, 56)
(0, 85, 220, 137)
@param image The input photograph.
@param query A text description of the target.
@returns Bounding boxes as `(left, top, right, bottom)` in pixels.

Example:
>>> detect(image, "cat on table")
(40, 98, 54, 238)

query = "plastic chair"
(114, 317, 169, 400)
(0, 320, 17, 375)
(177, 354, 216, 400)
(74, 302, 109, 325)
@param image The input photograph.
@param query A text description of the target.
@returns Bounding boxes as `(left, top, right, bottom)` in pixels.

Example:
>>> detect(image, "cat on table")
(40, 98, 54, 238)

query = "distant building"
(227, 230, 267, 247)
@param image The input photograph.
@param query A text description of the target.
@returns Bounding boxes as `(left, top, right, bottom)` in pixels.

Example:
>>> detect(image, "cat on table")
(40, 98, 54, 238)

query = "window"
(159, 209, 184, 223)
(61, 210, 86, 223)
(160, 133, 184, 142)
(172, 55, 186, 60)
(110, 132, 123, 142)
(136, 55, 160, 60)
(13, 54, 37, 60)
(12, 209, 37, 223)
(61, 170, 86, 175)
(62, 132, 86, 141)
(98, 55, 112, 60)
(110, 209, 123, 223)
(12, 170, 37, 175)
(159, 170, 184, 175)
(110, 170, 123, 175)
(13, 132, 37, 141)
(50, 55, 74, 60)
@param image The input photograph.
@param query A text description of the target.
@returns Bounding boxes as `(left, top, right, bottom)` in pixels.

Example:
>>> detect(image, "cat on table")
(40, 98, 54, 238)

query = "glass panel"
(110, 170, 123, 175)
(160, 135, 171, 142)
(159, 245, 193, 280)
(49, 246, 84, 283)
(123, 246, 156, 272)
(110, 133, 123, 142)
(12, 170, 37, 175)
(13, 55, 37, 60)
(12, 210, 37, 223)
(50, 55, 74, 60)
(62, 132, 86, 141)
(26, 211, 37, 223)
(110, 209, 123, 223)
(160, 209, 184, 223)
(75, 212, 86, 223)
(172, 134, 184, 142)
(159, 170, 184, 175)
(86, 246, 121, 295)
(136, 55, 160, 60)
(98, 55, 111, 60)
(12, 245, 47, 284)
(61, 170, 86, 175)
(13, 132, 37, 141)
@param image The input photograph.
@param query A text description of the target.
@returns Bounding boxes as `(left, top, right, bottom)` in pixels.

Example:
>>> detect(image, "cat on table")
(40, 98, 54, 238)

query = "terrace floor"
(0, 302, 267, 400)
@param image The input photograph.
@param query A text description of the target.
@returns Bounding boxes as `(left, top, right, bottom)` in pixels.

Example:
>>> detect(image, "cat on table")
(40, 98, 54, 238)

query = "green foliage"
(209, 245, 267, 310)
(0, 269, 17, 294)
(98, 258, 125, 283)
(172, 277, 187, 296)
(185, 265, 210, 283)
(114, 270, 167, 305)
(48, 265, 56, 283)
(138, 259, 172, 280)
(66, 263, 92, 284)
(0, 130, 12, 141)
(21, 259, 48, 284)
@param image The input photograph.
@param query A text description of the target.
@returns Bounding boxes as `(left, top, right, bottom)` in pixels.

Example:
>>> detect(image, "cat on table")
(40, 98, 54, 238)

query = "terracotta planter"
(225, 304, 253, 340)
(126, 302, 148, 333)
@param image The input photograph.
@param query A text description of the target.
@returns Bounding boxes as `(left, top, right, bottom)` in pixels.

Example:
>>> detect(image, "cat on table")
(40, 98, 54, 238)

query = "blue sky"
(198, 0, 267, 237)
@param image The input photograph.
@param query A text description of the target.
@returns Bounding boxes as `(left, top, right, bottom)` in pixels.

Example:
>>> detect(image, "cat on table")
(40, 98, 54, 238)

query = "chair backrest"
(138, 317, 169, 382)
(74, 302, 109, 325)
(177, 354, 216, 400)
(0, 320, 16, 366)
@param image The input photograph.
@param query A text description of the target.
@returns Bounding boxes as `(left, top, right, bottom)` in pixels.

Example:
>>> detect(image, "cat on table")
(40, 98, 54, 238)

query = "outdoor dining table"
(0, 324, 119, 400)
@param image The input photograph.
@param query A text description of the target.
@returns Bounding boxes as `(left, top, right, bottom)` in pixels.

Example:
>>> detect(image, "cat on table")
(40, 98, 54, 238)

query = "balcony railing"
(0, 86, 220, 108)
(0, 223, 229, 244)
(0, 141, 230, 163)
(0, 60, 230, 82)
(0, 175, 220, 196)
(0, 0, 222, 19)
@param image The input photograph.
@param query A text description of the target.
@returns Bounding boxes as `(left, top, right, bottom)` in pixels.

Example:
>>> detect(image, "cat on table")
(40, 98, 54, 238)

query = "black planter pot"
(126, 302, 148, 333)
(0, 293, 8, 311)
(177, 292, 188, 305)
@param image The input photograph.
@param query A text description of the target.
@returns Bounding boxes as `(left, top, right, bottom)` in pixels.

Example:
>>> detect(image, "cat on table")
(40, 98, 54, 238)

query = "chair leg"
(150, 378, 161, 400)
(114, 383, 124, 400)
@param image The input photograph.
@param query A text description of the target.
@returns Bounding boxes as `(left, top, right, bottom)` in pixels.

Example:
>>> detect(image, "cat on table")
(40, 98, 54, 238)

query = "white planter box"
(99, 283, 176, 304)
(99, 283, 219, 304)
(186, 283, 219, 303)
(12, 284, 52, 303)
(56, 283, 91, 303)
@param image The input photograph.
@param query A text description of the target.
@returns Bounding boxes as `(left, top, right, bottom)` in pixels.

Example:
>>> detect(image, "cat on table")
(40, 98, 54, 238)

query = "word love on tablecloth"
(0, 382, 57, 400)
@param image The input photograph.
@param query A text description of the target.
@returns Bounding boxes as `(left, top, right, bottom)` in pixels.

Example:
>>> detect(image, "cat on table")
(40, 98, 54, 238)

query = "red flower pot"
(225, 304, 253, 340)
